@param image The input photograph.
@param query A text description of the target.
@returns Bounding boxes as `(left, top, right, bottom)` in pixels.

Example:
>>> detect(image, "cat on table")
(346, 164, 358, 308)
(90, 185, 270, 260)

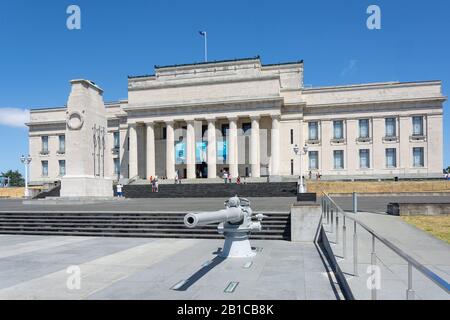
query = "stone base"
(60, 176, 113, 198)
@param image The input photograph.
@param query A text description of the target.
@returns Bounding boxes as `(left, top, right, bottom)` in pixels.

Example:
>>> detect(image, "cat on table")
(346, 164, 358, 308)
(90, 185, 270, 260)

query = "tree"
(1, 170, 25, 187)
(444, 166, 450, 174)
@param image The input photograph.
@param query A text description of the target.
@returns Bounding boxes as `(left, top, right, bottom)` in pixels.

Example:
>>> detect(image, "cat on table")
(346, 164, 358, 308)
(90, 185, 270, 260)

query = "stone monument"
(60, 79, 113, 198)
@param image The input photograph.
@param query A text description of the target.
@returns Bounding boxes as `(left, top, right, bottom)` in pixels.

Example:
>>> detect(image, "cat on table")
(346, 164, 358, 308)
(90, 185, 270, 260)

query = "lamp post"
(294, 144, 309, 193)
(20, 154, 32, 198)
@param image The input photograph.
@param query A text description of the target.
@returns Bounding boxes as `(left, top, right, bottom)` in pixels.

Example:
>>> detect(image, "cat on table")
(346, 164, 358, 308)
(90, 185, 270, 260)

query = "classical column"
(128, 123, 138, 179)
(166, 121, 175, 179)
(228, 117, 239, 178)
(186, 120, 196, 179)
(146, 122, 155, 179)
(250, 116, 261, 178)
(271, 115, 280, 176)
(207, 118, 217, 178)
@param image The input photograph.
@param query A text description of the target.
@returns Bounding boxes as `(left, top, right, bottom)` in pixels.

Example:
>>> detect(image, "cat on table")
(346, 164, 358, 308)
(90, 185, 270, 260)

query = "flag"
(199, 31, 206, 36)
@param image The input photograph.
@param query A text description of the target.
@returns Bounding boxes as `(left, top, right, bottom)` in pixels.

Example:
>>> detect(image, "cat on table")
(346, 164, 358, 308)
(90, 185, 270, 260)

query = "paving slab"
(0, 235, 338, 300)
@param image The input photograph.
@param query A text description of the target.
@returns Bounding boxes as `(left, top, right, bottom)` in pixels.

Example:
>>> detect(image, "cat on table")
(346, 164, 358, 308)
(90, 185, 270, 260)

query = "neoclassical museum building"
(26, 56, 446, 185)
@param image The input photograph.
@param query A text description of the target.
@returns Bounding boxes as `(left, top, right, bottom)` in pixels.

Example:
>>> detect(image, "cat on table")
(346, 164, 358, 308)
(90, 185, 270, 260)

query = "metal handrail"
(322, 192, 450, 298)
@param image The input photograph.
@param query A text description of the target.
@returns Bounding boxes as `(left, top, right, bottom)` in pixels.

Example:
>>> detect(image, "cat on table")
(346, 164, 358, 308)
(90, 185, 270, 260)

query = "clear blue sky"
(0, 0, 449, 175)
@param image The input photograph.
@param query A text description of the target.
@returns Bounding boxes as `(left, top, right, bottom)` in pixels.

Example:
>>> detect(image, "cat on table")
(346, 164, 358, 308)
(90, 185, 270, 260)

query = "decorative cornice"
(304, 96, 446, 108)
(123, 96, 283, 112)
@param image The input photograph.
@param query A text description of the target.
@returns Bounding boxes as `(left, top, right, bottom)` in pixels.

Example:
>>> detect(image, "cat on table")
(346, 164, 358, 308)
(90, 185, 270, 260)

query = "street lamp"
(20, 154, 32, 198)
(294, 144, 309, 193)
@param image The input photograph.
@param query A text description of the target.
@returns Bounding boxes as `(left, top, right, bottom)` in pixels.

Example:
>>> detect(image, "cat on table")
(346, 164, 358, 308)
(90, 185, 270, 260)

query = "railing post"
(353, 220, 358, 276)
(327, 203, 330, 225)
(352, 192, 358, 214)
(406, 263, 415, 300)
(371, 235, 377, 300)
(335, 211, 339, 244)
(330, 207, 334, 232)
(343, 215, 347, 259)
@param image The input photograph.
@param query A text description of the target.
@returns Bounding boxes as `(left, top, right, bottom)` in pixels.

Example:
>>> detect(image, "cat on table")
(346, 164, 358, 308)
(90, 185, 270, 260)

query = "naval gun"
(184, 196, 265, 258)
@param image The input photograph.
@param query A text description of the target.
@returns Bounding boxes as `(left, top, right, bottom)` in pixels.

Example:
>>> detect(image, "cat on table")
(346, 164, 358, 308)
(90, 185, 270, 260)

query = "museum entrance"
(196, 162, 207, 178)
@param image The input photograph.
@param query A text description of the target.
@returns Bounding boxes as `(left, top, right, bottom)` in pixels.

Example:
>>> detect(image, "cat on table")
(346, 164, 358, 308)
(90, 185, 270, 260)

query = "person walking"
(155, 176, 159, 192)
(223, 170, 228, 183)
(116, 183, 123, 198)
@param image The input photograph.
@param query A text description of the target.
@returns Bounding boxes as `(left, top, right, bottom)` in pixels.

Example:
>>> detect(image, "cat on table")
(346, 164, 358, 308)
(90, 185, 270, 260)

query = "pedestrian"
(223, 170, 228, 183)
(151, 178, 156, 193)
(116, 183, 123, 198)
(174, 171, 179, 184)
(155, 176, 159, 192)
(308, 171, 312, 180)
(237, 176, 241, 185)
(228, 174, 232, 184)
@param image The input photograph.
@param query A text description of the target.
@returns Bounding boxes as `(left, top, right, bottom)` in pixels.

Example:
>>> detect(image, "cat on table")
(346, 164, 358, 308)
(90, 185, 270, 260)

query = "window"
(309, 151, 319, 170)
(127, 137, 130, 151)
(359, 149, 370, 169)
(114, 158, 120, 175)
(59, 160, 66, 176)
(41, 136, 49, 153)
(308, 122, 318, 140)
(162, 127, 167, 140)
(386, 148, 397, 168)
(333, 121, 344, 139)
(41, 161, 48, 177)
(290, 159, 294, 175)
(290, 129, 294, 144)
(385, 118, 396, 137)
(412, 116, 424, 136)
(113, 132, 120, 149)
(359, 119, 370, 139)
(58, 135, 65, 153)
(413, 147, 424, 167)
(333, 150, 344, 169)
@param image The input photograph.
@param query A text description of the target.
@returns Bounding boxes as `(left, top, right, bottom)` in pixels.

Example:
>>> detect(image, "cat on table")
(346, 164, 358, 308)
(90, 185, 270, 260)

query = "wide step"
(0, 211, 291, 240)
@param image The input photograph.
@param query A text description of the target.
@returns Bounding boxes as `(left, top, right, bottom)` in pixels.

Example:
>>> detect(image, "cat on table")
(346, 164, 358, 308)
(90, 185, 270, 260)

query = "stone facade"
(26, 57, 446, 185)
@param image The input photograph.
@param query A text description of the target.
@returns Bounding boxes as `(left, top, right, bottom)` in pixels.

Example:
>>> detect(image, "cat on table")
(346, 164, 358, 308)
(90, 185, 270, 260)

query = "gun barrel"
(184, 207, 244, 228)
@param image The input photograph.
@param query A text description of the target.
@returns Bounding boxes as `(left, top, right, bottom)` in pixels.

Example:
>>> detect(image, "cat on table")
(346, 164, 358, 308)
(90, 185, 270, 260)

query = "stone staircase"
(0, 211, 290, 240)
(33, 185, 61, 199)
(123, 182, 297, 198)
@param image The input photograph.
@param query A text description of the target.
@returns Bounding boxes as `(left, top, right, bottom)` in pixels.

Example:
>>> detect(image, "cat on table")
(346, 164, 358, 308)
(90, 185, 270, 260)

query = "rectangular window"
(41, 136, 49, 153)
(162, 127, 167, 140)
(386, 148, 397, 168)
(308, 122, 318, 140)
(113, 132, 120, 149)
(41, 161, 48, 177)
(309, 151, 319, 170)
(412, 116, 424, 136)
(290, 159, 294, 175)
(385, 118, 396, 137)
(359, 149, 370, 169)
(333, 150, 344, 169)
(114, 158, 120, 175)
(127, 137, 130, 151)
(413, 147, 424, 167)
(59, 160, 66, 176)
(290, 129, 294, 144)
(359, 119, 370, 138)
(58, 135, 65, 153)
(333, 121, 344, 139)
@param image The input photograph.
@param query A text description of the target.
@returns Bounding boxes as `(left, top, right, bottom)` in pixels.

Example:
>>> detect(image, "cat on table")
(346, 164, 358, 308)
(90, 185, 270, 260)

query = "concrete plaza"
(0, 235, 339, 300)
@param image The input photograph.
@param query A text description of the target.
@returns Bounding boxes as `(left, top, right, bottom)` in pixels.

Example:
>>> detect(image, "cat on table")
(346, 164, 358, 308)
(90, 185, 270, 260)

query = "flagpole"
(204, 32, 207, 62)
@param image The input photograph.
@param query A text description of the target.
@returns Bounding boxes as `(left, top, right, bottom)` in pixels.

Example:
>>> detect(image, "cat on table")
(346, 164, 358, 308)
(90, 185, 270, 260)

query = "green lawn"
(401, 215, 450, 244)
